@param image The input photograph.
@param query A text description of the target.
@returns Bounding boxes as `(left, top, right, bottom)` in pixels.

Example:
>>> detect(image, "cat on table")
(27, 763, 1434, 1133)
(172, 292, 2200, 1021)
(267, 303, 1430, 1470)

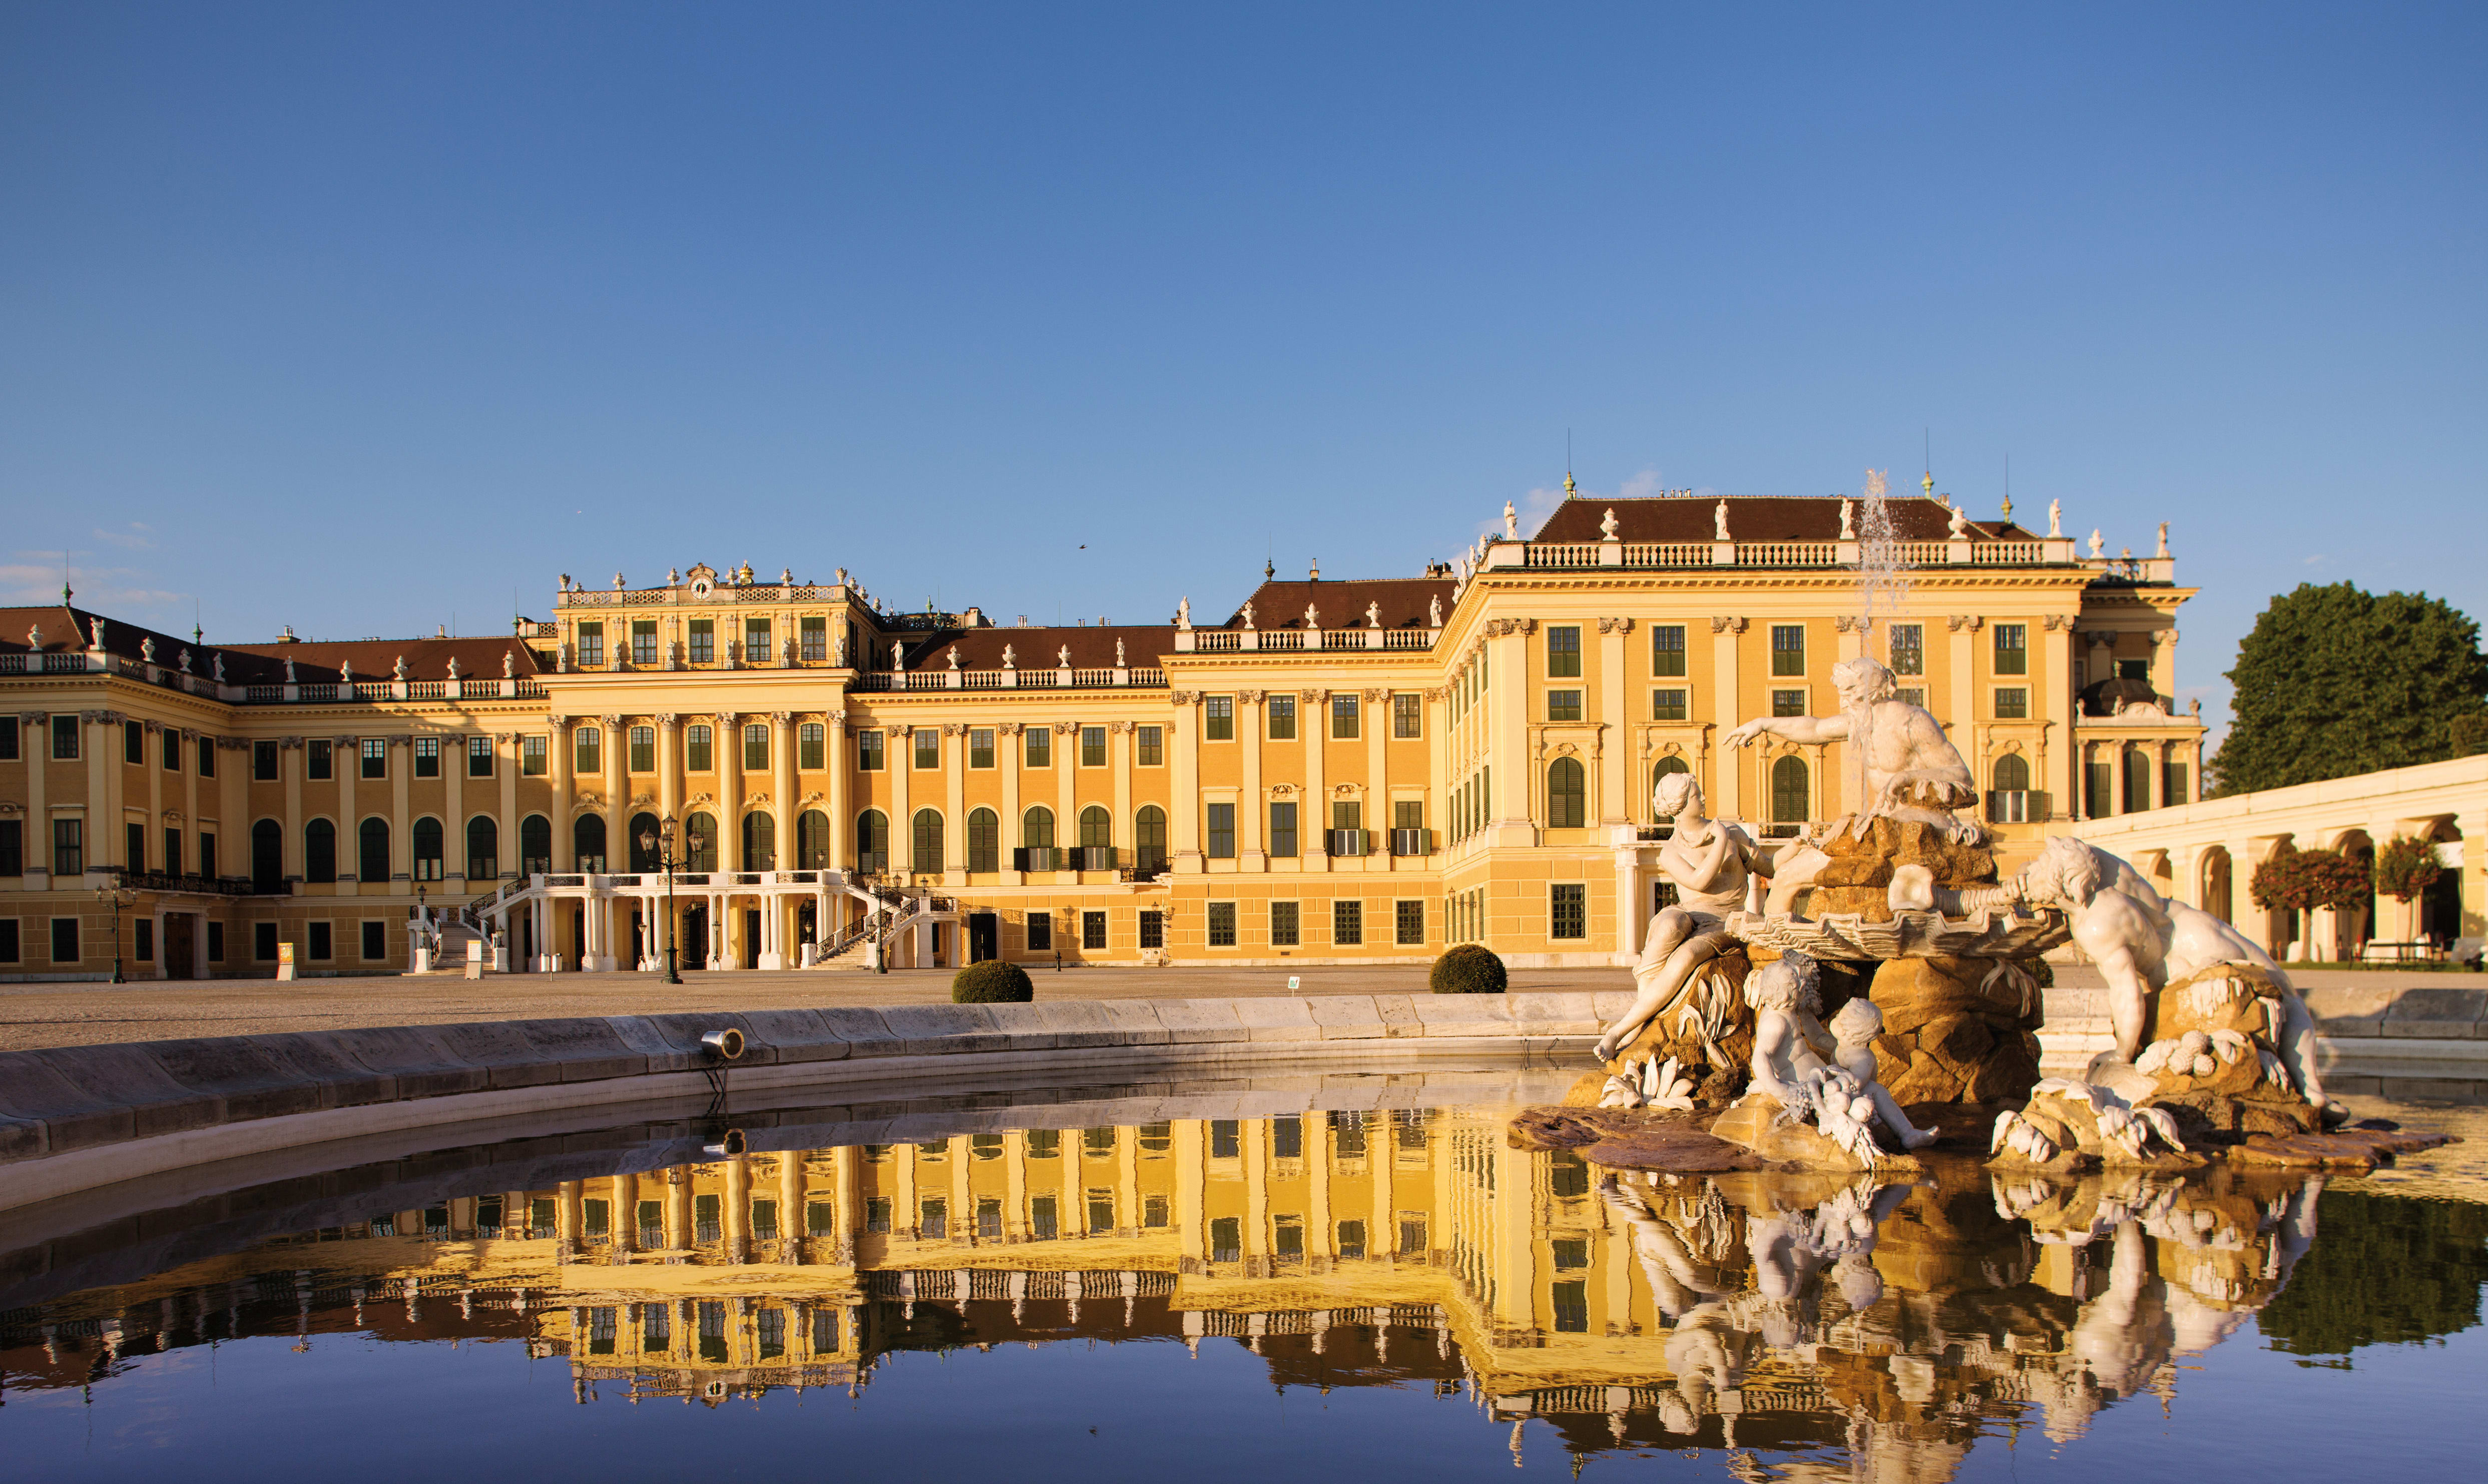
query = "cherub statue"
(1724, 655, 1979, 841)
(1713, 499, 1730, 541)
(1838, 498, 1854, 540)
(2010, 837, 2327, 1112)
(1745, 953, 1911, 1163)
(1827, 998, 1939, 1147)
(1364, 599, 1381, 628)
(1594, 772, 1790, 1060)
(1427, 595, 1442, 627)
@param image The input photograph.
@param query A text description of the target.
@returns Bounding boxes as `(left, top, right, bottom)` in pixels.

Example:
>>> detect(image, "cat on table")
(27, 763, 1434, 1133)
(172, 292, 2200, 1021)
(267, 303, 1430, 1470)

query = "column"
(281, 735, 304, 882)
(444, 728, 465, 891)
(1304, 689, 1328, 867)
(548, 716, 573, 869)
(1487, 624, 1532, 842)
(724, 1154, 751, 1263)
(664, 1167, 692, 1249)
(335, 734, 356, 886)
(600, 713, 625, 875)
(889, 724, 912, 874)
(496, 730, 518, 883)
(1370, 1115, 1394, 1263)
(657, 715, 681, 834)
(1425, 688, 1448, 852)
(1111, 719, 1134, 872)
(945, 724, 968, 886)
(1174, 1120, 1206, 1261)
(145, 722, 163, 871)
(219, 737, 245, 887)
(2150, 626, 2177, 704)
(715, 712, 741, 871)
(391, 734, 411, 890)
(1170, 697, 1201, 870)
(1598, 619, 1630, 831)
(180, 728, 200, 876)
(2042, 617, 2076, 820)
(24, 712, 45, 887)
(772, 711, 795, 872)
(775, 1154, 804, 1260)
(91, 713, 120, 876)
(1946, 613, 1980, 755)
(1000, 721, 1024, 884)
(1054, 722, 1076, 875)
(825, 709, 849, 875)
(612, 1172, 638, 1255)
(1710, 617, 1744, 822)
(151, 905, 168, 979)
(1239, 693, 1265, 867)
(1366, 687, 1388, 856)
(1241, 1120, 1269, 1259)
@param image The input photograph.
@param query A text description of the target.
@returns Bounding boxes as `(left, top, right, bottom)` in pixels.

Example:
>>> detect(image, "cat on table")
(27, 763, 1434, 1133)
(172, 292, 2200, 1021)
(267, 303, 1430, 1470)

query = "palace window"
(687, 619, 715, 663)
(1994, 687, 2029, 719)
(307, 739, 332, 781)
(1651, 624, 1687, 676)
(800, 615, 827, 661)
(1547, 625, 1581, 677)
(1393, 693, 1420, 738)
(1550, 883, 1586, 940)
(1268, 801, 1297, 858)
(1081, 726, 1106, 767)
(1772, 689, 1806, 717)
(1134, 807, 1167, 875)
(1547, 689, 1582, 721)
(521, 815, 552, 874)
(53, 715, 79, 760)
(1267, 695, 1296, 739)
(1771, 756, 1810, 833)
(744, 617, 772, 662)
(573, 727, 600, 775)
(124, 719, 143, 764)
(799, 722, 825, 769)
(912, 809, 941, 873)
(798, 810, 830, 869)
(1897, 687, 1925, 709)
(468, 817, 498, 880)
(1206, 804, 1235, 859)
(1547, 757, 1586, 828)
(576, 622, 603, 667)
(305, 819, 336, 883)
(1136, 725, 1162, 765)
(53, 818, 82, 876)
(1993, 623, 2028, 676)
(631, 620, 658, 666)
(1332, 899, 1362, 946)
(468, 735, 494, 777)
(521, 736, 547, 776)
(1889, 623, 1924, 675)
(1331, 693, 1359, 738)
(1024, 727, 1049, 767)
(684, 811, 717, 871)
(198, 735, 215, 776)
(1270, 901, 1299, 946)
(743, 723, 769, 771)
(413, 736, 441, 778)
(687, 723, 714, 771)
(857, 729, 883, 770)
(253, 739, 278, 780)
(360, 817, 391, 880)
(1027, 910, 1052, 951)
(914, 728, 939, 770)
(969, 728, 994, 768)
(1082, 911, 1106, 950)
(0, 716, 15, 760)
(363, 737, 389, 779)
(855, 810, 887, 873)
(967, 809, 999, 872)
(1771, 623, 1805, 676)
(1396, 900, 1425, 946)
(1652, 688, 1688, 721)
(412, 818, 443, 881)
(629, 726, 655, 772)
(163, 728, 180, 771)
(1205, 696, 1233, 740)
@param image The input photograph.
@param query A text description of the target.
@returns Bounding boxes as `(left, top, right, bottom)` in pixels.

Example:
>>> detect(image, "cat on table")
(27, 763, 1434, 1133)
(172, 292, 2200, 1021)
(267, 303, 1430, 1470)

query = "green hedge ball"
(952, 960, 1036, 1003)
(1430, 944, 1508, 995)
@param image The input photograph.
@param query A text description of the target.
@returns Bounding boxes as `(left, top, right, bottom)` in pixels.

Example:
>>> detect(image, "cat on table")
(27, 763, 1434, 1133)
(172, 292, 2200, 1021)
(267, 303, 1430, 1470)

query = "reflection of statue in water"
(1594, 772, 1780, 1061)
(1723, 655, 1979, 842)
(2013, 837, 2327, 1112)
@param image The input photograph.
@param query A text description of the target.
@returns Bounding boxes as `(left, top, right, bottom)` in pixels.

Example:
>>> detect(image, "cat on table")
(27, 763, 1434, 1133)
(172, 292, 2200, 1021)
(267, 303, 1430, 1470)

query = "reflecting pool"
(4, 1066, 2484, 1480)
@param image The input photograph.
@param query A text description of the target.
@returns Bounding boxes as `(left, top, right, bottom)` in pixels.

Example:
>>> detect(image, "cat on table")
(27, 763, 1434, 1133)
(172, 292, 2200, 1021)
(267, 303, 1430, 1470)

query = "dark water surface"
(4, 1066, 2483, 1481)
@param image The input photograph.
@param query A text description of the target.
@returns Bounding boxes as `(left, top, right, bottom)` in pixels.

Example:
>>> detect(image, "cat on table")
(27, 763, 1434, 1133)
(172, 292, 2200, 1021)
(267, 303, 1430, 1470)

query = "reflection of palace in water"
(1, 1107, 2328, 1476)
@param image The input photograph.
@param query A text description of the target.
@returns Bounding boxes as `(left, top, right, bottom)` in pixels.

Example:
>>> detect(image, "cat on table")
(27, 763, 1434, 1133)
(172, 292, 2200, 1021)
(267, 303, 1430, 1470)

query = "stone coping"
(0, 993, 1636, 1210)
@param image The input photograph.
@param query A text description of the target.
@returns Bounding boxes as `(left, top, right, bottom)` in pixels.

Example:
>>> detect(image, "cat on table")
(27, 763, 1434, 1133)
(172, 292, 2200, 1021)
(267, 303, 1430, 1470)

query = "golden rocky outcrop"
(1863, 956, 2047, 1106)
(1800, 818, 1999, 922)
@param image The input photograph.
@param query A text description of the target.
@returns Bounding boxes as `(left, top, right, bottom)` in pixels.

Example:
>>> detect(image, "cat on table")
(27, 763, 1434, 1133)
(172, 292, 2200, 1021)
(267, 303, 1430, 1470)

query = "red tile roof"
(1528, 495, 2036, 544)
(1220, 577, 1453, 630)
(897, 625, 1176, 672)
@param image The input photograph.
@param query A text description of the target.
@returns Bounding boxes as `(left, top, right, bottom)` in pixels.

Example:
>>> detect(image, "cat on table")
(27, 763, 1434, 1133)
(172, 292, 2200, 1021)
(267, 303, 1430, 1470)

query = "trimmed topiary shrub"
(952, 960, 1034, 1003)
(1430, 943, 1508, 995)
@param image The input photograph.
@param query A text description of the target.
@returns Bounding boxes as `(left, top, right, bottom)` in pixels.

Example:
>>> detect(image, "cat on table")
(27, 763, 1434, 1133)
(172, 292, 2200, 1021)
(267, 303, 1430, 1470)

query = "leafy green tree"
(2210, 583, 2487, 796)
(2373, 835, 2445, 904)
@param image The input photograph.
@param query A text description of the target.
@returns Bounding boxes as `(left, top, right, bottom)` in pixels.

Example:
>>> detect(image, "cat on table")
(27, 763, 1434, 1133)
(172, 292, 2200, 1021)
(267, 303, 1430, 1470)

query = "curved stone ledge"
(0, 992, 1628, 1211)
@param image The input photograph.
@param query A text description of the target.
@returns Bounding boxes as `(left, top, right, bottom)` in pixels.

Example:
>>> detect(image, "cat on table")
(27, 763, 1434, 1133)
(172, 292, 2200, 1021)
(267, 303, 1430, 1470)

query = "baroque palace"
(0, 487, 2203, 980)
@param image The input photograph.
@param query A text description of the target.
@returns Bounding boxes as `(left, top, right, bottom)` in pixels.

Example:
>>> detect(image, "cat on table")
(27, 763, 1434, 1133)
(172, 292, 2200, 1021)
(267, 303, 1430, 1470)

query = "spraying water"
(1846, 469, 1910, 825)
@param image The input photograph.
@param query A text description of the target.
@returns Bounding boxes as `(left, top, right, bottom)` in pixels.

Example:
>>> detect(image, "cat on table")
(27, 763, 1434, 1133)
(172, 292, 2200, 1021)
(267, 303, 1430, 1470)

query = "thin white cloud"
(1472, 466, 1681, 543)
(0, 554, 188, 614)
(91, 522, 155, 550)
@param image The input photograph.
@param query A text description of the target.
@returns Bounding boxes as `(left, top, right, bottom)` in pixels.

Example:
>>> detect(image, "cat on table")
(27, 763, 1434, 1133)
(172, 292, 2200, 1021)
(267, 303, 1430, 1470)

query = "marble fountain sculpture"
(1523, 663, 2394, 1178)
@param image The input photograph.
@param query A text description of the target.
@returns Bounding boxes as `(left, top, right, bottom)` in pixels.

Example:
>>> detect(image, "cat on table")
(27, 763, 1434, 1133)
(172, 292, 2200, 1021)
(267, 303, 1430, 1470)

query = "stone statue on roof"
(394, 654, 408, 680)
(1241, 600, 1255, 630)
(1600, 506, 1619, 539)
(891, 639, 905, 670)
(1116, 638, 1126, 665)
(1839, 498, 1855, 540)
(1947, 503, 1968, 538)
(283, 656, 296, 684)
(1176, 596, 1191, 628)
(212, 652, 224, 682)
(1429, 595, 1442, 627)
(90, 618, 106, 648)
(1057, 643, 1072, 667)
(1002, 643, 1016, 669)
(339, 659, 353, 683)
(1714, 500, 1730, 542)
(504, 650, 516, 678)
(1365, 599, 1381, 628)
(141, 635, 156, 662)
(26, 624, 42, 649)
(948, 645, 960, 669)
(1304, 603, 1319, 629)
(178, 648, 191, 674)
(446, 656, 461, 681)
(2089, 528, 2104, 558)
(2048, 498, 2062, 537)
(1503, 500, 1518, 539)
(2157, 521, 2170, 558)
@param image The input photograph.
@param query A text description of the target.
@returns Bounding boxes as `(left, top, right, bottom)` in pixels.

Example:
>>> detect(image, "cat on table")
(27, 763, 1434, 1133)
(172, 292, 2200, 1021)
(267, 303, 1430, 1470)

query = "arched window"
(520, 814, 552, 876)
(1993, 754, 2031, 793)
(360, 817, 393, 882)
(411, 817, 444, 881)
(467, 816, 499, 881)
(628, 812, 661, 873)
(797, 810, 831, 870)
(573, 814, 606, 873)
(1770, 756, 1810, 831)
(304, 818, 337, 884)
(684, 811, 718, 872)
(855, 810, 888, 873)
(912, 808, 943, 873)
(1079, 806, 1112, 848)
(1023, 806, 1055, 849)
(1547, 757, 1587, 829)
(1652, 755, 1690, 795)
(2123, 744, 2154, 814)
(1134, 806, 1168, 876)
(743, 811, 776, 871)
(967, 808, 999, 873)
(251, 818, 283, 892)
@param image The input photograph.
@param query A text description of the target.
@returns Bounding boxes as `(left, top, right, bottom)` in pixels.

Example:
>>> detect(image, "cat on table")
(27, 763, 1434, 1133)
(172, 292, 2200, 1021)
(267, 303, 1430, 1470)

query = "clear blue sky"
(5, 4, 2481, 737)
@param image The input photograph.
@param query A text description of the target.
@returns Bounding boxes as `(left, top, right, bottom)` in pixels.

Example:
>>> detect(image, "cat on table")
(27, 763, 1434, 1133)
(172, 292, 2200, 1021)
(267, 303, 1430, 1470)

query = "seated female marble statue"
(1594, 771, 1779, 1062)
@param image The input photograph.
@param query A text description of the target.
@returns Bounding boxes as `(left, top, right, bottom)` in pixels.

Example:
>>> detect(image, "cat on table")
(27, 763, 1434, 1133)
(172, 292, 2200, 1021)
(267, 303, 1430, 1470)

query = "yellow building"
(0, 494, 2203, 978)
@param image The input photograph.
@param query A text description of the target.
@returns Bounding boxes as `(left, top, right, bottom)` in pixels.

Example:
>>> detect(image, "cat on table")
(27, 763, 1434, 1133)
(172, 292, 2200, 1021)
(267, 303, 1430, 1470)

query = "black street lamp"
(641, 814, 701, 984)
(97, 880, 137, 984)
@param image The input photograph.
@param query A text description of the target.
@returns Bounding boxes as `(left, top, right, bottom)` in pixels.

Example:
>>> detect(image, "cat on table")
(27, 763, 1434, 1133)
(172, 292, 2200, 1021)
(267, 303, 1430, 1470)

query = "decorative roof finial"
(1921, 470, 1934, 496)
(1563, 470, 1577, 499)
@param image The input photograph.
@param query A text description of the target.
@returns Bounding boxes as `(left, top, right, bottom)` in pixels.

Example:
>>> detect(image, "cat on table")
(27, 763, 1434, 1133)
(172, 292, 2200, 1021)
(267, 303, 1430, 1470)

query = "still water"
(4, 1064, 2484, 1481)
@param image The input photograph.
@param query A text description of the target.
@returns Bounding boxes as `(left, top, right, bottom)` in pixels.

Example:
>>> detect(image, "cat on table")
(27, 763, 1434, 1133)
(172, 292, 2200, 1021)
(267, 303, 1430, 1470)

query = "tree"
(2250, 844, 2371, 916)
(2210, 583, 2488, 796)
(2373, 835, 2444, 903)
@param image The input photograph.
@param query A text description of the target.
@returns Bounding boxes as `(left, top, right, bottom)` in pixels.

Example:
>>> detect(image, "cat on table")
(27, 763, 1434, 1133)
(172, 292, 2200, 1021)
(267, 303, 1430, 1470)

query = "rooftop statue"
(1600, 506, 1619, 539)
(1175, 596, 1191, 628)
(2049, 498, 2063, 537)
(2089, 528, 2104, 558)
(142, 635, 156, 662)
(1365, 599, 1381, 628)
(1241, 600, 1255, 629)
(1428, 594, 1442, 627)
(282, 656, 295, 683)
(503, 650, 516, 678)
(1115, 638, 1126, 665)
(1304, 603, 1318, 629)
(1838, 498, 1854, 540)
(1057, 643, 1071, 667)
(338, 660, 353, 683)
(212, 653, 224, 682)
(1723, 655, 1978, 841)
(2157, 520, 2170, 558)
(1002, 643, 1016, 668)
(1714, 499, 1730, 541)
(1503, 499, 1518, 538)
(1947, 504, 1967, 538)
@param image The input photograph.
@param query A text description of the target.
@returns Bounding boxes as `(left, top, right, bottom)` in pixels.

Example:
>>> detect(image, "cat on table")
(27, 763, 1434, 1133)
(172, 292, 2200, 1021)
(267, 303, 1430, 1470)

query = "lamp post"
(641, 815, 698, 984)
(97, 880, 137, 984)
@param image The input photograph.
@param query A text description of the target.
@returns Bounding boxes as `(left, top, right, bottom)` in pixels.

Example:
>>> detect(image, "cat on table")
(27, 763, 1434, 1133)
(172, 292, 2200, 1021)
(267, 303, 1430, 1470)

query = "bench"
(2360, 941, 2441, 965)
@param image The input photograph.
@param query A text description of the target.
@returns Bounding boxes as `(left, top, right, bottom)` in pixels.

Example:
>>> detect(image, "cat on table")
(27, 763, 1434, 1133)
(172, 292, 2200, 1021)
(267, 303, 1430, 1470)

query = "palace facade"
(0, 490, 2204, 979)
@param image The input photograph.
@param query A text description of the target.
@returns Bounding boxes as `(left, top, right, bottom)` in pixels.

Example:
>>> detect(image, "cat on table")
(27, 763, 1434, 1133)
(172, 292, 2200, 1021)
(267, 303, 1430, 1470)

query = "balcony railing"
(1479, 532, 2090, 572)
